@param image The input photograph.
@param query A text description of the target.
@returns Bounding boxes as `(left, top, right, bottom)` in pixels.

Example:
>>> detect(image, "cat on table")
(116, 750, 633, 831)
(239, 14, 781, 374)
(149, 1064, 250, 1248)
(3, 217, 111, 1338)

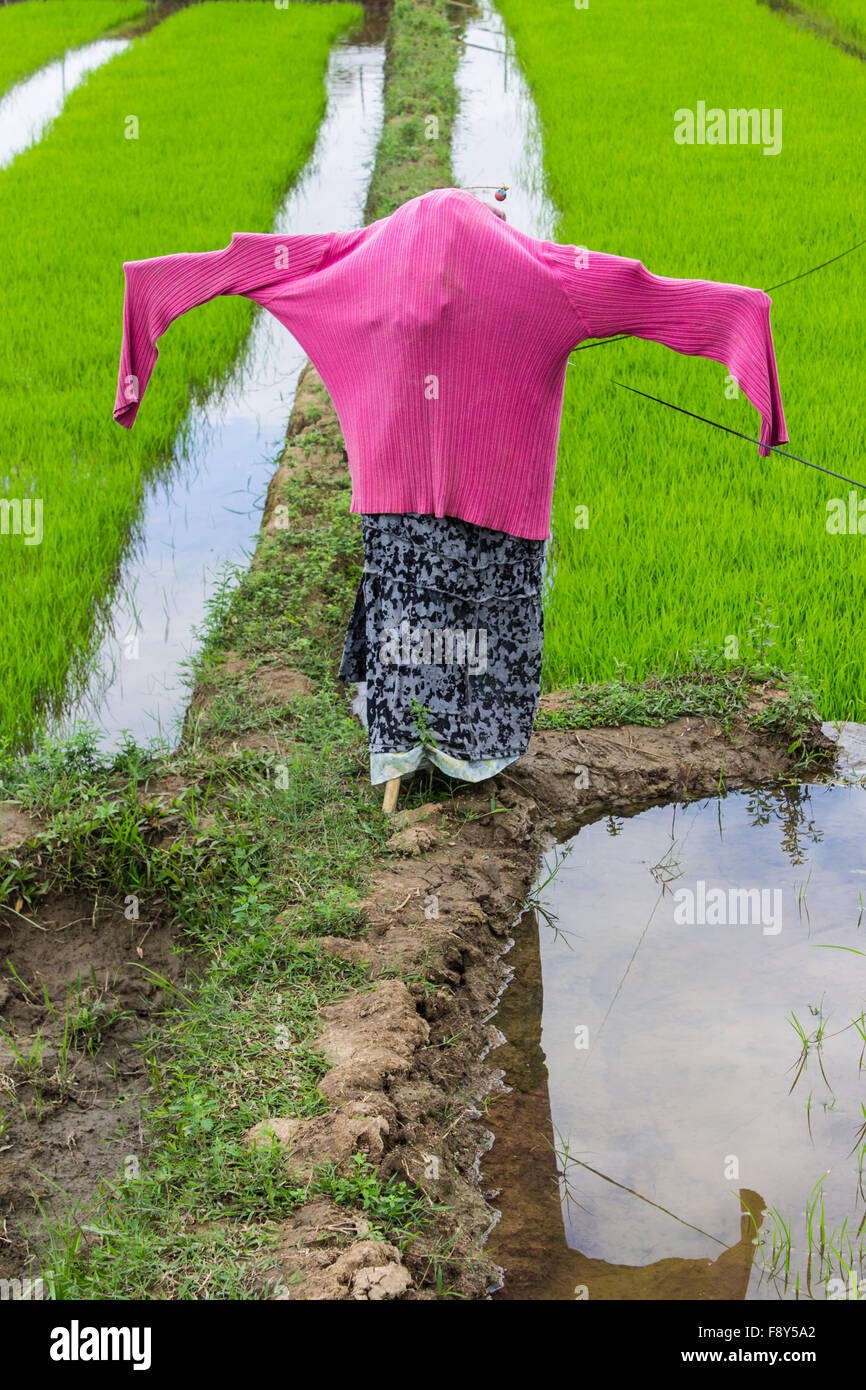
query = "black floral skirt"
(338, 513, 546, 781)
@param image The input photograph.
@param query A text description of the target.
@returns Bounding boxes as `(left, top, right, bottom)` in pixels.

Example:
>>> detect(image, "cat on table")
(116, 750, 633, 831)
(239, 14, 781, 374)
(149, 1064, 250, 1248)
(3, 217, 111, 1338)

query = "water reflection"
(485, 727, 866, 1299)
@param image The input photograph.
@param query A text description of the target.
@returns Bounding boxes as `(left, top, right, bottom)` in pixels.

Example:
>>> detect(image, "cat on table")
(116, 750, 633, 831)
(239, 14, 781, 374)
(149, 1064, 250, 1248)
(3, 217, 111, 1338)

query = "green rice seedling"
(787, 1004, 834, 1097)
(788, 1011, 811, 1093)
(0, 1029, 45, 1080)
(497, 0, 866, 719)
(415, 1231, 478, 1300)
(752, 1178, 866, 1297)
(850, 1103, 866, 1163)
(805, 1171, 830, 1283)
(547, 1126, 595, 1218)
(4, 959, 36, 1002)
(0, 0, 146, 96)
(751, 1200, 793, 1290)
(649, 839, 683, 890)
(526, 845, 579, 944)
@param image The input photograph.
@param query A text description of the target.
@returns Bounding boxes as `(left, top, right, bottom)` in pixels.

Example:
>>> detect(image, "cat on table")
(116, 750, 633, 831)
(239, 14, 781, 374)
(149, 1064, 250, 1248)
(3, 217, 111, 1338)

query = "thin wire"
(572, 333, 630, 351)
(572, 236, 865, 352)
(764, 237, 866, 292)
(582, 801, 700, 1063)
(568, 1156, 732, 1249)
(606, 379, 866, 491)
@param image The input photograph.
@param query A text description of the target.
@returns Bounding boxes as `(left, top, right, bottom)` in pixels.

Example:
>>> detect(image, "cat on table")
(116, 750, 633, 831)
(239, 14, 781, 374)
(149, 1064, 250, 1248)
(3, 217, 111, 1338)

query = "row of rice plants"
(0, 0, 362, 748)
(497, 0, 866, 719)
(0, 0, 146, 95)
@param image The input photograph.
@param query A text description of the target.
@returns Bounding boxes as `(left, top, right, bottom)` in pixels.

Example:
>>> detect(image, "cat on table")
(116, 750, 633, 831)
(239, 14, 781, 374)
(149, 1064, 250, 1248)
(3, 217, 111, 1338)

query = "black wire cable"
(567, 237, 865, 487)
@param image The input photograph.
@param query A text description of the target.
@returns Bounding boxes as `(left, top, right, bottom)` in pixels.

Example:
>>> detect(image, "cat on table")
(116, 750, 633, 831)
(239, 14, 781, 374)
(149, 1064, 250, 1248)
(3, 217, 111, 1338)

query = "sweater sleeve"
(560, 250, 788, 456)
(113, 232, 329, 428)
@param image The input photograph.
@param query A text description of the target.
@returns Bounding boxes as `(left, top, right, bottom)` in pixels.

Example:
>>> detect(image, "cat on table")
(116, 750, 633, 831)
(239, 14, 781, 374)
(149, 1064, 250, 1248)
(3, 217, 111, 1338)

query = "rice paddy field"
(0, 0, 362, 749)
(0, 0, 146, 94)
(498, 0, 866, 719)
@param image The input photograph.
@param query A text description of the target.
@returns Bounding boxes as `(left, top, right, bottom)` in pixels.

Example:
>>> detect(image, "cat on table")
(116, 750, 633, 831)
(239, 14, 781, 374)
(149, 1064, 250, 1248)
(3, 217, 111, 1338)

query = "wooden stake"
(382, 776, 401, 814)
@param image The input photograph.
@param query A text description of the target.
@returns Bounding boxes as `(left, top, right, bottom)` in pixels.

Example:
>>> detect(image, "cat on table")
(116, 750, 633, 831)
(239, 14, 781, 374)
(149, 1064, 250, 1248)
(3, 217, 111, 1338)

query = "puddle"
(485, 724, 866, 1300)
(55, 34, 385, 750)
(0, 38, 130, 169)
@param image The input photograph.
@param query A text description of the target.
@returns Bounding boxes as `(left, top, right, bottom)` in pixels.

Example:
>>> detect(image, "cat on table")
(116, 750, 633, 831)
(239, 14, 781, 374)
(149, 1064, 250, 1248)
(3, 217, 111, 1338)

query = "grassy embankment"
(787, 0, 866, 49)
(0, 0, 147, 95)
(498, 0, 866, 722)
(0, 0, 358, 750)
(1, 0, 476, 1298)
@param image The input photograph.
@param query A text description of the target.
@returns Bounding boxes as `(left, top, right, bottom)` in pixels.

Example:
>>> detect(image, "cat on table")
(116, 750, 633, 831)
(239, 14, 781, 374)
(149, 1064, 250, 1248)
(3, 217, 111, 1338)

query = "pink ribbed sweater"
(114, 187, 787, 540)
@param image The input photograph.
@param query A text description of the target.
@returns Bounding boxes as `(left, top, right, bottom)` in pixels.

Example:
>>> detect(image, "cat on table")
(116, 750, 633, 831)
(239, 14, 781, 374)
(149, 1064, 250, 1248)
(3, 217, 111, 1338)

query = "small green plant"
(787, 1000, 834, 1098)
(410, 698, 439, 753)
(66, 969, 129, 1057)
(744, 595, 780, 674)
(314, 1154, 434, 1234)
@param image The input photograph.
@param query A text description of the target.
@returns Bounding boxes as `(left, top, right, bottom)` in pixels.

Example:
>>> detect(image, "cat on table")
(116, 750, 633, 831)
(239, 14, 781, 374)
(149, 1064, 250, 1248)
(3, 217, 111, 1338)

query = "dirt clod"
(246, 1110, 390, 1181)
(314, 979, 430, 1101)
(273, 1230, 412, 1301)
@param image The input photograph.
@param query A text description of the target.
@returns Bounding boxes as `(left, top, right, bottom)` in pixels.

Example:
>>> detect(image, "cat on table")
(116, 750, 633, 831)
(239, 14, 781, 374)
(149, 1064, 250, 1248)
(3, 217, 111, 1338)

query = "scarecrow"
(114, 186, 787, 810)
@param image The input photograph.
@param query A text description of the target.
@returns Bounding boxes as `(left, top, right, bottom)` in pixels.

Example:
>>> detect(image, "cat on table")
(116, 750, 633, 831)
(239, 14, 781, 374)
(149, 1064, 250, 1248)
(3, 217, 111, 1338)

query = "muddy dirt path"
(0, 883, 187, 1285)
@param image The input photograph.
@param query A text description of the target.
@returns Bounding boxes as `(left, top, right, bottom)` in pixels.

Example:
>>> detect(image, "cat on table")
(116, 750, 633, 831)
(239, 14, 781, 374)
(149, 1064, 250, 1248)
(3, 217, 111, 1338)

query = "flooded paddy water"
(484, 724, 866, 1300)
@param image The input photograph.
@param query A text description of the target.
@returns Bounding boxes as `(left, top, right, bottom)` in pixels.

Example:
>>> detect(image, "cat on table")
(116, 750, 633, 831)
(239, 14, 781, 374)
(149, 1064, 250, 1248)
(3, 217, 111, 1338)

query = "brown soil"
(0, 892, 186, 1283)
